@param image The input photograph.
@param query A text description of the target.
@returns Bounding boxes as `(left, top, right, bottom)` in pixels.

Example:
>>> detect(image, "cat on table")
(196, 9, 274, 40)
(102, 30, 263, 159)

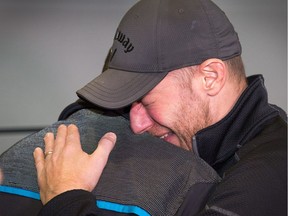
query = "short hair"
(224, 56, 247, 82)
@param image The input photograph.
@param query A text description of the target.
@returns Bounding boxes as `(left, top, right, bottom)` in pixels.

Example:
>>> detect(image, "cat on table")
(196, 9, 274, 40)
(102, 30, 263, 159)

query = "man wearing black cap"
(33, 0, 287, 215)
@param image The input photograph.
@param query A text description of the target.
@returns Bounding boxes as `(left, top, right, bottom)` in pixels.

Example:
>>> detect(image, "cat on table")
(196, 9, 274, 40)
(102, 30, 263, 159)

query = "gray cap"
(77, 0, 241, 109)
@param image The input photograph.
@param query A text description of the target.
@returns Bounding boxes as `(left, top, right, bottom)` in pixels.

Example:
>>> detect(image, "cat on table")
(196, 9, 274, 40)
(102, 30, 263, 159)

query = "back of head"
(77, 0, 242, 109)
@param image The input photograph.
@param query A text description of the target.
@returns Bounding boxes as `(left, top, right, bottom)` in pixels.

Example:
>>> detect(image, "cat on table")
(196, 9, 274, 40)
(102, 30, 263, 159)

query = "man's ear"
(199, 58, 227, 96)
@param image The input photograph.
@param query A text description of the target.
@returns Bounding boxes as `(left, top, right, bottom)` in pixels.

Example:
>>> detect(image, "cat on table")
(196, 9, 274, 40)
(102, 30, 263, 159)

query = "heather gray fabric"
(0, 109, 220, 215)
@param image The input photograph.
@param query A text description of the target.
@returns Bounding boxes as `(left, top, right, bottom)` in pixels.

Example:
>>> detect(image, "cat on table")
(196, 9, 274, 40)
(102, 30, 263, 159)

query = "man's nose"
(129, 102, 153, 134)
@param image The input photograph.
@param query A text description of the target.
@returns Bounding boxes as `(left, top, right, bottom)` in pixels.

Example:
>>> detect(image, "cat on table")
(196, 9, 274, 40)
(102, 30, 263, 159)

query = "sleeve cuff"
(38, 189, 96, 216)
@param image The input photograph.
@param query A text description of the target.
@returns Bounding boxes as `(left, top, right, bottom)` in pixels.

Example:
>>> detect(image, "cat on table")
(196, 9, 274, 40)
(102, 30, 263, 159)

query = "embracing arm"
(33, 124, 116, 215)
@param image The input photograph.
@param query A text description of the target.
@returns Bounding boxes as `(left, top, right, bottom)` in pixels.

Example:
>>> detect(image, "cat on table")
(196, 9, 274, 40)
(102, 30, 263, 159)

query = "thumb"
(92, 132, 116, 168)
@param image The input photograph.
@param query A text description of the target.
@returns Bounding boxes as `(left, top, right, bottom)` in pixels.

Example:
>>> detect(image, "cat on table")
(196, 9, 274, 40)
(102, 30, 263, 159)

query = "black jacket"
(181, 75, 287, 215)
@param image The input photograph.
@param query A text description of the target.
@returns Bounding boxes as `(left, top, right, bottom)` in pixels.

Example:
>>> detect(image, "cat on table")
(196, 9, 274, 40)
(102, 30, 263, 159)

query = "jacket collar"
(192, 75, 279, 168)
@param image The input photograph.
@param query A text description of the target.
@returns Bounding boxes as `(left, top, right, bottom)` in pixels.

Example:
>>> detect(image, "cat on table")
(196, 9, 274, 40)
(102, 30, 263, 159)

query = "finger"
(33, 147, 45, 174)
(44, 132, 54, 156)
(33, 147, 45, 186)
(0, 168, 3, 184)
(53, 124, 67, 155)
(66, 124, 81, 151)
(92, 132, 116, 167)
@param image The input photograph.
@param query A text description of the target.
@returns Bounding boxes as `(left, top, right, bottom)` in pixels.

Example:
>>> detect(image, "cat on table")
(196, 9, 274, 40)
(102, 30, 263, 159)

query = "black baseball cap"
(77, 0, 241, 109)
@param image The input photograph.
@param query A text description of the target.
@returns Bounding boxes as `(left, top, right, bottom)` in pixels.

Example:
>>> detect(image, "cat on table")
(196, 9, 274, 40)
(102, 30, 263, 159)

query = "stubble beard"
(173, 96, 211, 151)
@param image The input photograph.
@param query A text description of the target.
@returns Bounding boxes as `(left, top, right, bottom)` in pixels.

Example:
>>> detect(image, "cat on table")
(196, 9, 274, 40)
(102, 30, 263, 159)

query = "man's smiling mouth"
(159, 132, 173, 140)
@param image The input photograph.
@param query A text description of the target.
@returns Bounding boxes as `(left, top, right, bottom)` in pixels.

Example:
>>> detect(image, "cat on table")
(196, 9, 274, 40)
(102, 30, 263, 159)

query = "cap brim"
(76, 68, 168, 109)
